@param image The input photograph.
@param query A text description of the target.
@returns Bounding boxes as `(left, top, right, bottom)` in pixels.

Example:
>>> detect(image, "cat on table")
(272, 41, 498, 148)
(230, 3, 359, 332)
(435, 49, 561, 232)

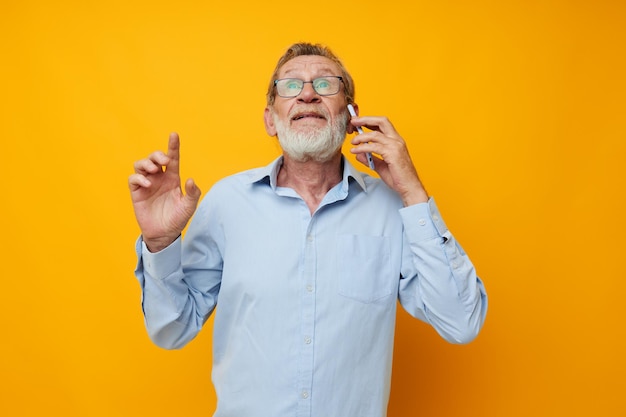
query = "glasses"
(274, 76, 344, 98)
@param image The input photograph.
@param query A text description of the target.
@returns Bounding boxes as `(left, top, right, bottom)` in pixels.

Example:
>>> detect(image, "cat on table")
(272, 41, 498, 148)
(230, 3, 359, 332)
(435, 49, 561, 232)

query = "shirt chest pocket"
(337, 234, 395, 303)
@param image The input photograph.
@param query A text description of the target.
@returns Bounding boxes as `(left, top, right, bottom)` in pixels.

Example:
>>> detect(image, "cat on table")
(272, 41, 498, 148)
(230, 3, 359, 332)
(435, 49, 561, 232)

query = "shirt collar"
(246, 155, 368, 193)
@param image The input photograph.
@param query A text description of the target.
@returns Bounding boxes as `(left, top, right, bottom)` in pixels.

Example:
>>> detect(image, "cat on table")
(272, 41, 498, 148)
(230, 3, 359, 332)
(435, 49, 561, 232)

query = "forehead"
(278, 55, 342, 78)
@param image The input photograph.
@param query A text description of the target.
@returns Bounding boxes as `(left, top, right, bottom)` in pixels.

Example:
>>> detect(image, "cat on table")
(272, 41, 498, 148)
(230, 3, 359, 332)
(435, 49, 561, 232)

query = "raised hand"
(348, 114, 429, 206)
(128, 132, 201, 252)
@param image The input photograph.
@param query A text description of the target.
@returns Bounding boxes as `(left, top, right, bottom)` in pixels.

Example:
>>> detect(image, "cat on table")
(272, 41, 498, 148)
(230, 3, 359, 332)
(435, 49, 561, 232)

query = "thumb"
(184, 178, 202, 204)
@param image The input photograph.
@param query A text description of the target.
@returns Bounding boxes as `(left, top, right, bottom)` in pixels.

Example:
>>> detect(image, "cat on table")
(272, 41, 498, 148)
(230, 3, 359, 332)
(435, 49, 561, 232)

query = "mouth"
(291, 112, 327, 122)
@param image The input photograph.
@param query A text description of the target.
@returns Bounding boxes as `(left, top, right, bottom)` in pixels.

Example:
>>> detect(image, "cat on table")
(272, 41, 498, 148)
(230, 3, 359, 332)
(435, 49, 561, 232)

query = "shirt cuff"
(399, 197, 449, 241)
(140, 236, 183, 280)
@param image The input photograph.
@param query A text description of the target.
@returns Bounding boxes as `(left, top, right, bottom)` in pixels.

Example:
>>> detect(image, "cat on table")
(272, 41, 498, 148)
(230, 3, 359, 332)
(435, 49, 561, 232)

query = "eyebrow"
(281, 66, 339, 77)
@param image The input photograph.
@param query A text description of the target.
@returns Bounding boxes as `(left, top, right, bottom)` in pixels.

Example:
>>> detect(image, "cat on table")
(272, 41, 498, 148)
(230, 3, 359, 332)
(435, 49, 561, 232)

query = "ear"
(264, 107, 277, 136)
(346, 102, 360, 134)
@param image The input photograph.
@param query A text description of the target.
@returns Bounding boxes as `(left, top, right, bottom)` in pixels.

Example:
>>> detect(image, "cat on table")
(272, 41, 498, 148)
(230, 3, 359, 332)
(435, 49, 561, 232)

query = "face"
(264, 55, 351, 162)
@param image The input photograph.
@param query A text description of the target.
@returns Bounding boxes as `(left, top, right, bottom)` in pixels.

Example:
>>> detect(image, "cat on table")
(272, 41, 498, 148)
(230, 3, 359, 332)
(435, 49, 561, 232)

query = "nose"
(297, 82, 321, 103)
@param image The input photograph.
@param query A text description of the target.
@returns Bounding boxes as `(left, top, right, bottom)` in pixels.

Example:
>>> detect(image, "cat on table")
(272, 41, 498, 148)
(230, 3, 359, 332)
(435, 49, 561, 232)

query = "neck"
(277, 152, 343, 214)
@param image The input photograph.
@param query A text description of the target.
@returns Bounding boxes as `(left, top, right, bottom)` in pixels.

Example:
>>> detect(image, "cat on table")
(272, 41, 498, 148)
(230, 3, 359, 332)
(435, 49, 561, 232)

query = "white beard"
(272, 109, 348, 163)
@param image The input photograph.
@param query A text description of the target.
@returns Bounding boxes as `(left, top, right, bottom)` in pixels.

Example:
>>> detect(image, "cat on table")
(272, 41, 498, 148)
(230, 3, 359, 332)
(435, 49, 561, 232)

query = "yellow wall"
(2, 0, 624, 416)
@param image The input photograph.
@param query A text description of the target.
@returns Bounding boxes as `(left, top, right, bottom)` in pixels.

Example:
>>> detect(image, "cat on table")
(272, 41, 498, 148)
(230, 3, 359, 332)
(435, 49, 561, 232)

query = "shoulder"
(362, 174, 404, 205)
(199, 165, 271, 208)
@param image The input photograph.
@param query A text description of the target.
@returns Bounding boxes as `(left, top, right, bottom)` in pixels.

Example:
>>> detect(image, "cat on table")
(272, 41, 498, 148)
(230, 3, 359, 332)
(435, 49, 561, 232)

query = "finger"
(351, 116, 396, 135)
(350, 131, 386, 147)
(354, 152, 367, 167)
(167, 132, 181, 175)
(350, 140, 378, 160)
(354, 152, 383, 170)
(350, 131, 373, 145)
(134, 156, 166, 175)
(128, 173, 151, 191)
(184, 178, 202, 202)
(354, 152, 370, 167)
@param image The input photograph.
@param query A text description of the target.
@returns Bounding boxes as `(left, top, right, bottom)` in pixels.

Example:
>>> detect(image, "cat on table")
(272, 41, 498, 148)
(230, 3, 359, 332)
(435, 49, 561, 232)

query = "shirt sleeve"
(133, 198, 223, 349)
(398, 197, 488, 344)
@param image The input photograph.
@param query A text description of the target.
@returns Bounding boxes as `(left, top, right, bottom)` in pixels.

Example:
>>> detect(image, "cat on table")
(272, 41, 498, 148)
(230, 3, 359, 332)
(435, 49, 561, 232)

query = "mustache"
(288, 106, 329, 120)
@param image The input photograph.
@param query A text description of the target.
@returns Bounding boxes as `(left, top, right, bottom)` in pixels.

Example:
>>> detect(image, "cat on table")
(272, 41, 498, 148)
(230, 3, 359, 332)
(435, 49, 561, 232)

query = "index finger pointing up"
(167, 132, 181, 175)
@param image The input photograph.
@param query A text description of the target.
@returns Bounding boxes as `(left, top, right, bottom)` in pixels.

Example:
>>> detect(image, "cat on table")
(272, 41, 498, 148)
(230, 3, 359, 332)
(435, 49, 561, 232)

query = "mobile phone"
(347, 104, 376, 170)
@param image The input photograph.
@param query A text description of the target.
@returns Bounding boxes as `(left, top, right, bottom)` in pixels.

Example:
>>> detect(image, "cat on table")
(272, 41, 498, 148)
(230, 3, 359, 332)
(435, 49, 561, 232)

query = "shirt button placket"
(298, 221, 316, 416)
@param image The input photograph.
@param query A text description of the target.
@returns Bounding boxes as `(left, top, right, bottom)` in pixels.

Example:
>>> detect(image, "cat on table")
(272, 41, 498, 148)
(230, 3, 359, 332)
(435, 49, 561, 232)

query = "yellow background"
(2, 0, 625, 416)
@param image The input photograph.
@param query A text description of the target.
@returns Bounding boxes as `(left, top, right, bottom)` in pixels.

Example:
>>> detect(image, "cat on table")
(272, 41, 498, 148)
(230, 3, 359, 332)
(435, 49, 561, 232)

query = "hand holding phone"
(347, 104, 376, 170)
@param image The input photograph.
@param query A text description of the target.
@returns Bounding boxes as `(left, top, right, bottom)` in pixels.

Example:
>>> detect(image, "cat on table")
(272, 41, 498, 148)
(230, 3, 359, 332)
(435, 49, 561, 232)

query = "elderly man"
(129, 42, 487, 417)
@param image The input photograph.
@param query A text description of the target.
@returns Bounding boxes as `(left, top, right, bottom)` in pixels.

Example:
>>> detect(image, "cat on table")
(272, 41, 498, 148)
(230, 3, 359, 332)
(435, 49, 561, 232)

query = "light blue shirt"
(134, 156, 487, 417)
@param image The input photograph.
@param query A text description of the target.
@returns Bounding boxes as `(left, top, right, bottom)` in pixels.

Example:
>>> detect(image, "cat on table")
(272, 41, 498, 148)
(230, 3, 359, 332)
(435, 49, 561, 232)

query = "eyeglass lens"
(275, 77, 342, 97)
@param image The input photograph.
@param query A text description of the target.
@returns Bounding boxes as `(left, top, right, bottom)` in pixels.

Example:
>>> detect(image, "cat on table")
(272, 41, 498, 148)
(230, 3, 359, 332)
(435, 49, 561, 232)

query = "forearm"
(134, 237, 217, 349)
(398, 198, 488, 343)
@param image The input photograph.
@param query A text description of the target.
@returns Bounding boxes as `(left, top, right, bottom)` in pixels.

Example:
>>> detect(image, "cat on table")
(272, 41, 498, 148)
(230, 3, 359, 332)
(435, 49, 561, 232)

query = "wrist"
(401, 185, 429, 207)
(143, 235, 179, 253)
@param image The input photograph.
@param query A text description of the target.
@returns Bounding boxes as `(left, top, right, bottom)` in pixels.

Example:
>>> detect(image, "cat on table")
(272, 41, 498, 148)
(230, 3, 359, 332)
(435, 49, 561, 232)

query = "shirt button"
(451, 261, 458, 268)
(306, 285, 314, 293)
(418, 219, 426, 226)
(433, 215, 440, 221)
(307, 235, 314, 242)
(304, 336, 312, 344)
(301, 391, 309, 399)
